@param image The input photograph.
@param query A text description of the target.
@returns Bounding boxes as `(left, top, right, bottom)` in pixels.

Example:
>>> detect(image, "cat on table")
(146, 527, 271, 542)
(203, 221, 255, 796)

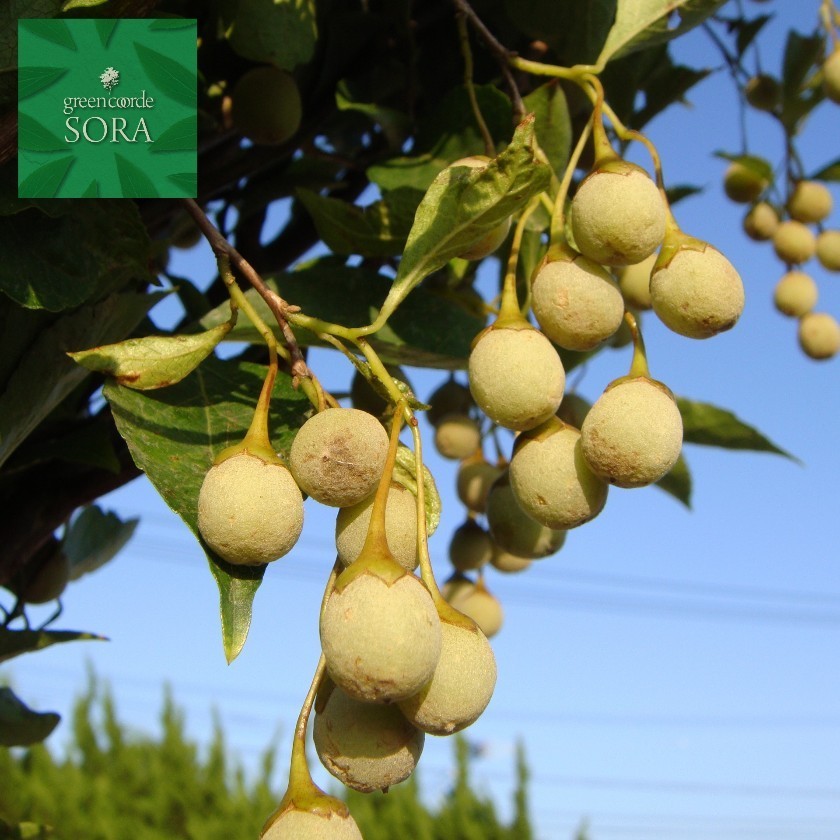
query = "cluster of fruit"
(721, 42, 840, 361)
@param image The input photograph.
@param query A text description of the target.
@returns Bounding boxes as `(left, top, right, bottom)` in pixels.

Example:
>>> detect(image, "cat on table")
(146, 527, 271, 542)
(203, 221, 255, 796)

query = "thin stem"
(500, 196, 541, 321)
(625, 312, 651, 379)
(549, 118, 592, 246)
(457, 12, 495, 157)
(359, 401, 407, 559)
(182, 199, 312, 387)
(288, 654, 327, 784)
(408, 419, 443, 600)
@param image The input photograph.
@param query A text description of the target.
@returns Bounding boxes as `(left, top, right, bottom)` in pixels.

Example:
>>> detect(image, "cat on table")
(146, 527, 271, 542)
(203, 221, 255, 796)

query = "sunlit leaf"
(133, 42, 195, 107)
(64, 506, 139, 581)
(0, 629, 106, 665)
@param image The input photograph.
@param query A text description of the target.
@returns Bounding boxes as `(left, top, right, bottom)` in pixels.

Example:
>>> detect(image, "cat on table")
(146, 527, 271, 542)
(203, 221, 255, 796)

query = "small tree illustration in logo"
(100, 67, 120, 91)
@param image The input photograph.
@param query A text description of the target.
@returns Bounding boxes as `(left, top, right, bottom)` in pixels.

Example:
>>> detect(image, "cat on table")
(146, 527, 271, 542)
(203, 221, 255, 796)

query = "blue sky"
(6, 5, 840, 839)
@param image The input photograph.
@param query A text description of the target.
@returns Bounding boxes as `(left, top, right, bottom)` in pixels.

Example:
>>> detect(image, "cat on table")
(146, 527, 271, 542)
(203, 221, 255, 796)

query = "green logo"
(18, 18, 197, 198)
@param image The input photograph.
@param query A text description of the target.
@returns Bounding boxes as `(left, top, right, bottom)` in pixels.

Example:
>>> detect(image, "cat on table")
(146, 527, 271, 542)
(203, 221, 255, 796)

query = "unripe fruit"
(447, 582, 504, 638)
(449, 520, 493, 572)
(426, 379, 474, 428)
(556, 393, 591, 429)
(798, 312, 840, 360)
(197, 452, 304, 566)
(290, 408, 389, 507)
(261, 808, 363, 840)
(531, 255, 625, 350)
(743, 202, 779, 241)
(335, 483, 418, 571)
(456, 458, 503, 513)
(450, 157, 511, 260)
(816, 230, 840, 271)
(314, 683, 424, 793)
(773, 271, 818, 317)
(745, 74, 781, 111)
(508, 419, 608, 530)
(231, 67, 302, 146)
(788, 181, 833, 223)
(772, 220, 817, 265)
(441, 572, 475, 605)
(486, 473, 568, 558)
(571, 161, 666, 266)
(398, 617, 497, 735)
(723, 162, 768, 204)
(616, 252, 657, 310)
(581, 377, 683, 488)
(320, 570, 441, 703)
(434, 413, 481, 460)
(489, 546, 532, 573)
(650, 242, 744, 339)
(468, 326, 565, 431)
(823, 49, 840, 104)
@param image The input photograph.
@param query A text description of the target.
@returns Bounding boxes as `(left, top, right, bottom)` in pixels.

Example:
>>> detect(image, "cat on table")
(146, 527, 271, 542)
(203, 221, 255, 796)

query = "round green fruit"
(197, 452, 304, 566)
(816, 230, 840, 271)
(468, 326, 565, 431)
(320, 570, 441, 703)
(426, 379, 474, 428)
(261, 807, 363, 840)
(822, 49, 840, 104)
(485, 473, 568, 558)
(798, 312, 840, 360)
(616, 252, 657, 310)
(742, 202, 779, 241)
(434, 414, 481, 460)
(290, 408, 389, 507)
(489, 546, 532, 574)
(449, 520, 493, 573)
(456, 458, 503, 514)
(231, 67, 302, 146)
(650, 242, 744, 339)
(723, 162, 768, 204)
(508, 418, 608, 530)
(335, 483, 418, 571)
(745, 74, 781, 111)
(446, 582, 504, 639)
(570, 161, 666, 266)
(531, 255, 625, 350)
(581, 377, 683, 488)
(788, 181, 833, 224)
(773, 220, 817, 265)
(398, 617, 497, 735)
(774, 271, 818, 317)
(314, 683, 424, 793)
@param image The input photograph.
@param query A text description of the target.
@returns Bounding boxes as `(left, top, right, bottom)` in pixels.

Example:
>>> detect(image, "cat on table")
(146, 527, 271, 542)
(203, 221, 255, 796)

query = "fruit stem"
(408, 419, 445, 602)
(549, 117, 593, 248)
(457, 12, 495, 158)
(498, 197, 542, 326)
(359, 400, 407, 560)
(586, 75, 620, 167)
(625, 312, 651, 379)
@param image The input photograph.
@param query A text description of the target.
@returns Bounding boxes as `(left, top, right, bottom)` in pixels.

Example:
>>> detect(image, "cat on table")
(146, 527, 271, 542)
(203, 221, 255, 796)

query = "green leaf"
(677, 398, 796, 459)
(19, 19, 76, 51)
(64, 505, 139, 581)
(808, 156, 840, 182)
(18, 112, 66, 151)
(227, 0, 317, 70)
(377, 116, 551, 325)
(523, 82, 572, 179)
(18, 156, 75, 198)
(133, 42, 195, 107)
(68, 318, 234, 390)
(80, 179, 99, 197)
(0, 291, 165, 469)
(734, 13, 771, 58)
(149, 117, 196, 153)
(393, 445, 441, 537)
(103, 358, 312, 662)
(298, 188, 416, 257)
(655, 453, 692, 507)
(782, 30, 823, 100)
(598, 0, 726, 65)
(199, 258, 485, 369)
(336, 83, 410, 149)
(0, 628, 106, 665)
(0, 199, 151, 311)
(0, 688, 60, 747)
(114, 153, 159, 198)
(167, 172, 197, 196)
(95, 18, 118, 48)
